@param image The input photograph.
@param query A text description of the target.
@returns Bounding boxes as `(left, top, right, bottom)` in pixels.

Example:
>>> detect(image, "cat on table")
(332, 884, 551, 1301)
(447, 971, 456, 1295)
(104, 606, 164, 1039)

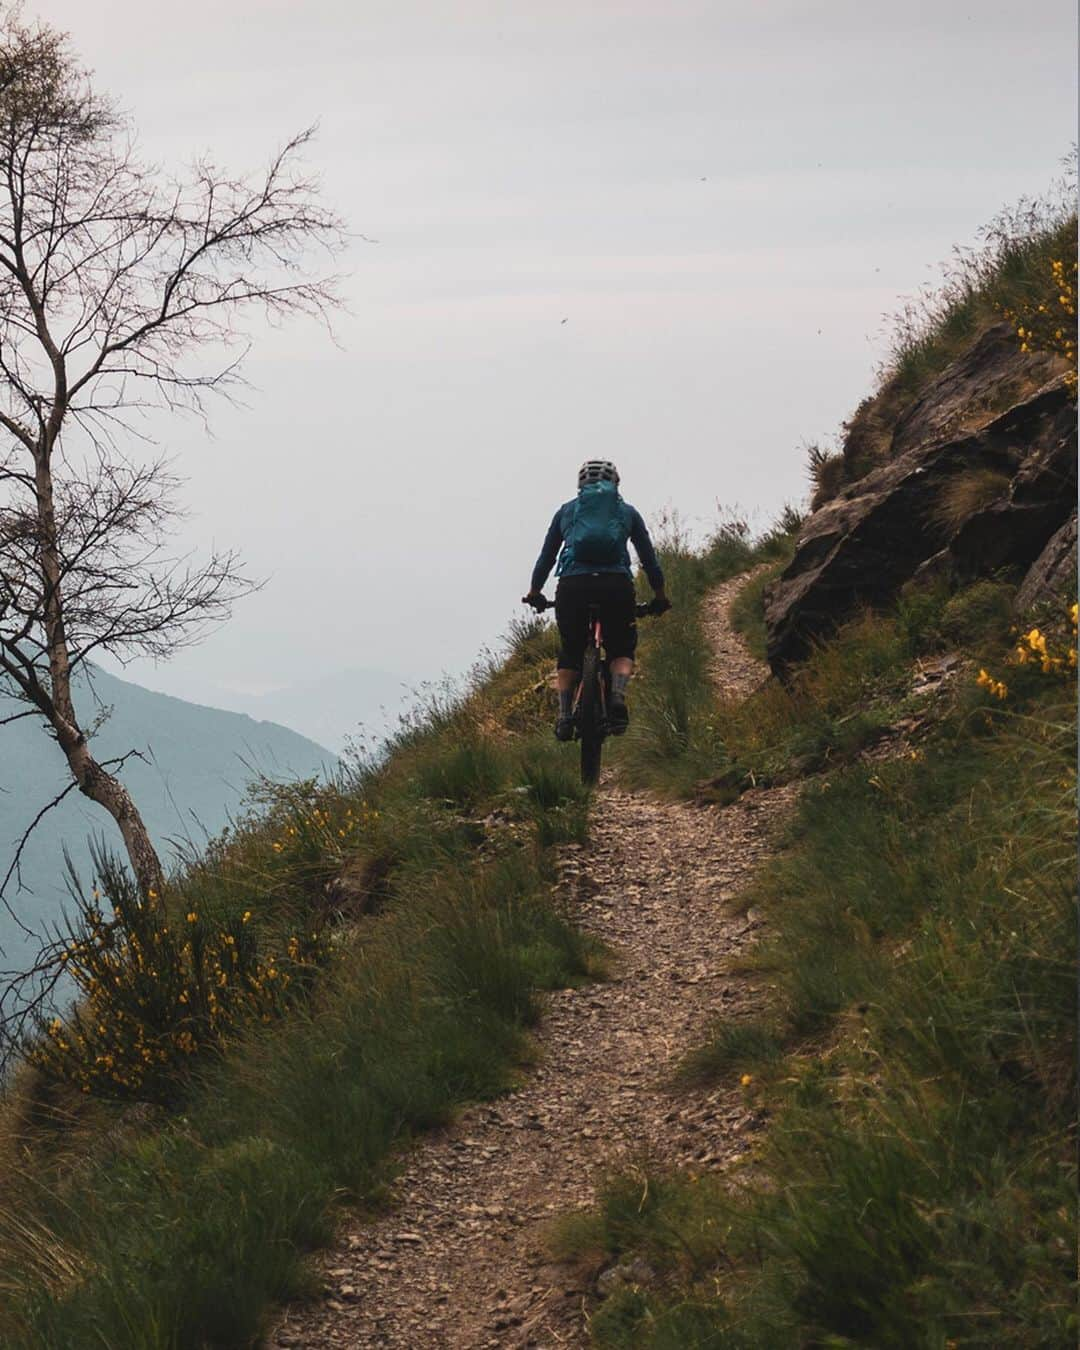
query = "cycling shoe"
(608, 701, 630, 736)
(554, 716, 576, 742)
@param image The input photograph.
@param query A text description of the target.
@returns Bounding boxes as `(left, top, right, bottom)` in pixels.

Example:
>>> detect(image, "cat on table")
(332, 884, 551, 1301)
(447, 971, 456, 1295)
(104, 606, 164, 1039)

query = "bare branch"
(0, 13, 343, 942)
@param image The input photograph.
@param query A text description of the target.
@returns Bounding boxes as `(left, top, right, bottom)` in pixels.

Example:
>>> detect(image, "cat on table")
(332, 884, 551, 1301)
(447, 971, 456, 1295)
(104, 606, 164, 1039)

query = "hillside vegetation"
(0, 623, 600, 1346)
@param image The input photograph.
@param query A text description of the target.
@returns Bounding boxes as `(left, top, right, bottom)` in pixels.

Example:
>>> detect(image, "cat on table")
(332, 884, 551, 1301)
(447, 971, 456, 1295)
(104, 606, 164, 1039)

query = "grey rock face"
(890, 323, 1064, 460)
(765, 377, 1076, 672)
(1015, 513, 1078, 612)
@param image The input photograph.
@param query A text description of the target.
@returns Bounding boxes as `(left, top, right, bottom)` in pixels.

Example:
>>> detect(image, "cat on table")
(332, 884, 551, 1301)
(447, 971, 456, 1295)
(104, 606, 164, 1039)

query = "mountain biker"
(523, 460, 669, 742)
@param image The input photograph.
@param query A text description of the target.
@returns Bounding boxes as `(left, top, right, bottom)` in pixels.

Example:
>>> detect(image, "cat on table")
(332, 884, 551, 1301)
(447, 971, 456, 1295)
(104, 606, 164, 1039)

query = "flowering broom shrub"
(975, 601, 1078, 704)
(267, 793, 374, 871)
(1002, 249, 1078, 391)
(30, 855, 324, 1104)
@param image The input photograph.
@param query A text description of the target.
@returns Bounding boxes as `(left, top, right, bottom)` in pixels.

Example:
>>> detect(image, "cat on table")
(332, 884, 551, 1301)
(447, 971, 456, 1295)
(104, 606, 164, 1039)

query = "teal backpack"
(560, 480, 630, 570)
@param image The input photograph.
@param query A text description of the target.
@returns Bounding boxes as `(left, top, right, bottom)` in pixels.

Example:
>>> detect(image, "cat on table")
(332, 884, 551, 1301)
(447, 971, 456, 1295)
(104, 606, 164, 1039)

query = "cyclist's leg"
(600, 576, 638, 734)
(554, 577, 587, 740)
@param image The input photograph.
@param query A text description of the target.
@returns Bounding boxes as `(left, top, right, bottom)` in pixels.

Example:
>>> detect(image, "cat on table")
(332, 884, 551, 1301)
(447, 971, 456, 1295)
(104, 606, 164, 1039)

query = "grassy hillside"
(0, 620, 598, 1347)
(555, 544, 1077, 1346)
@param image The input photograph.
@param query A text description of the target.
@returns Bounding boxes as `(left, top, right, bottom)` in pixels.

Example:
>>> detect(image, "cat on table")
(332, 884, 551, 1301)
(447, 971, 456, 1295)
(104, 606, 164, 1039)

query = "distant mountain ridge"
(0, 665, 336, 978)
(197, 667, 412, 754)
(105, 665, 413, 754)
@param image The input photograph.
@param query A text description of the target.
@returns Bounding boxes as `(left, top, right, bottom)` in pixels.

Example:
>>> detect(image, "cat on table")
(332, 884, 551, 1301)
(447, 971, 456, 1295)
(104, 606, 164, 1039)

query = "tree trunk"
(61, 734, 166, 900)
(33, 445, 166, 901)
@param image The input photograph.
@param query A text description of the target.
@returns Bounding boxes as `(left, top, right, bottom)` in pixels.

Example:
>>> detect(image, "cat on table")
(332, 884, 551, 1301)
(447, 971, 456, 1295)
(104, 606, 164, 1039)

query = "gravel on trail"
(269, 571, 797, 1349)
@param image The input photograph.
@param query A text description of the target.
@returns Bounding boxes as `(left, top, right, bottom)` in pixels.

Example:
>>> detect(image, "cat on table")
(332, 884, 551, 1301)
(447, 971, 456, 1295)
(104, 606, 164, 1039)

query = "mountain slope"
(0, 665, 335, 974)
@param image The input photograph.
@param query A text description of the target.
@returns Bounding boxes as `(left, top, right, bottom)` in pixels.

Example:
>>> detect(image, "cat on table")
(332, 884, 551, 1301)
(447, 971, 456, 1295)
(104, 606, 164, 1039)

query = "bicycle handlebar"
(521, 595, 669, 618)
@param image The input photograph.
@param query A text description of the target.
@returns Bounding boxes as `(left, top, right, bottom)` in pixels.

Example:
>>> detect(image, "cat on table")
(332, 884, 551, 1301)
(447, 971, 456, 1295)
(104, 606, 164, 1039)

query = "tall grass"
(623, 580, 945, 800)
(833, 180, 1078, 490)
(614, 518, 799, 796)
(884, 186, 1076, 400)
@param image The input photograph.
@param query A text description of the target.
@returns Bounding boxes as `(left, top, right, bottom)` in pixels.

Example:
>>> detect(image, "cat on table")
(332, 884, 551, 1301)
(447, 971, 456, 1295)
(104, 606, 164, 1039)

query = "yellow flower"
(740, 1073, 753, 1087)
(976, 668, 1007, 699)
(242, 910, 252, 923)
(186, 912, 198, 923)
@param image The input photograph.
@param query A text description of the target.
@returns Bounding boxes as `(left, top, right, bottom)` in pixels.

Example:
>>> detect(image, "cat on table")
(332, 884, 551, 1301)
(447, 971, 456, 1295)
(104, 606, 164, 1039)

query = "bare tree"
(0, 13, 344, 899)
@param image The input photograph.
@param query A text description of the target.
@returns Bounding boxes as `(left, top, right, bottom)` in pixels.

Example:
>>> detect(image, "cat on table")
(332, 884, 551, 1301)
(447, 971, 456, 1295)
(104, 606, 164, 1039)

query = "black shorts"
(555, 573, 638, 671)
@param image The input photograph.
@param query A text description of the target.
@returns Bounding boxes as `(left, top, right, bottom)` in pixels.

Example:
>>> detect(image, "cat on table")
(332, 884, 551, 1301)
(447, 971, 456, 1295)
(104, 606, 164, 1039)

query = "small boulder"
(596, 1258, 657, 1295)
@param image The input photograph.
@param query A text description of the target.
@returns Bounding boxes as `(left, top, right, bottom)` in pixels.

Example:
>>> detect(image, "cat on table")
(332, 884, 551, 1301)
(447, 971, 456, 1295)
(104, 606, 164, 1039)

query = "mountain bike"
(526, 594, 663, 785)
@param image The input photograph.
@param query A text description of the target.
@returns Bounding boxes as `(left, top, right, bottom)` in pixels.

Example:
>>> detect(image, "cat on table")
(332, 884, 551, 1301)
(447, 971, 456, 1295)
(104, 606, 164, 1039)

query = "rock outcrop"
(1015, 512, 1077, 612)
(765, 375, 1076, 672)
(839, 323, 1066, 487)
(889, 323, 1064, 460)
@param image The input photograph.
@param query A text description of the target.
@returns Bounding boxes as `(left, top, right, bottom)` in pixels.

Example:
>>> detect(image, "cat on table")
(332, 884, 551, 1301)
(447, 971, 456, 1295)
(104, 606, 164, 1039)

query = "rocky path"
(270, 572, 796, 1349)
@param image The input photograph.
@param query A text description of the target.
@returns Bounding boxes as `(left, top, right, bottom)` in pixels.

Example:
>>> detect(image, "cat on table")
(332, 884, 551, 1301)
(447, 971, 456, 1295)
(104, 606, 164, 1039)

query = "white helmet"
(578, 459, 619, 488)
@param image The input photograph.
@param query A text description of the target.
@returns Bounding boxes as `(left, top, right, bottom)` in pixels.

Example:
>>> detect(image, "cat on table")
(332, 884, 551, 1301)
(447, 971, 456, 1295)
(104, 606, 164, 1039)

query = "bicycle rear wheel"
(579, 645, 604, 786)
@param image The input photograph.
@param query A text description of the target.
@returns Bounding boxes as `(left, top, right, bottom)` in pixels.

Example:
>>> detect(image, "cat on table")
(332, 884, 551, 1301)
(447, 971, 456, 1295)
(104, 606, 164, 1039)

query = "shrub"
(939, 579, 1015, 646)
(1002, 250, 1078, 390)
(28, 854, 323, 1105)
(614, 513, 801, 795)
(728, 558, 790, 661)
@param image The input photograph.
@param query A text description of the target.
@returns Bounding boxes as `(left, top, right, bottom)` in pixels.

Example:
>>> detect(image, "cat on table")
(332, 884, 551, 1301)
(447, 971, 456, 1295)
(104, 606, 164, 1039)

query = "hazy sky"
(33, 0, 1079, 720)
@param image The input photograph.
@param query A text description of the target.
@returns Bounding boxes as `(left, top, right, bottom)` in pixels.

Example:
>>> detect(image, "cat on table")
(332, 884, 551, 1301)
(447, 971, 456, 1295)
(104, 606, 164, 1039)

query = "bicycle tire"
(579, 644, 604, 786)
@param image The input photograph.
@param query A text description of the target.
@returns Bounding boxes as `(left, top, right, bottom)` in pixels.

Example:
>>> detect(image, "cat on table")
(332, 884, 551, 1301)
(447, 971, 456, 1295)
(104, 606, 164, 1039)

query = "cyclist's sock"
(611, 672, 631, 704)
(558, 689, 575, 720)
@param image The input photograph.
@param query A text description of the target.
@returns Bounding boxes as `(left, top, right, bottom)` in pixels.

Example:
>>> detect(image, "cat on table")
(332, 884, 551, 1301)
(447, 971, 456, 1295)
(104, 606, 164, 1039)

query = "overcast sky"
(33, 0, 1079, 723)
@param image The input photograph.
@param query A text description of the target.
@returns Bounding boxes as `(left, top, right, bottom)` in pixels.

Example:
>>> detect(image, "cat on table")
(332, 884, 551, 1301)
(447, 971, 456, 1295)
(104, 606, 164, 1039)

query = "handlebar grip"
(635, 599, 672, 617)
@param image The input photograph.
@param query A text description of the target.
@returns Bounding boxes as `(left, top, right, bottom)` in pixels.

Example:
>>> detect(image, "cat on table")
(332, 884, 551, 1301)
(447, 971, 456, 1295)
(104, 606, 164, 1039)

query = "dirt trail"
(270, 572, 796, 1349)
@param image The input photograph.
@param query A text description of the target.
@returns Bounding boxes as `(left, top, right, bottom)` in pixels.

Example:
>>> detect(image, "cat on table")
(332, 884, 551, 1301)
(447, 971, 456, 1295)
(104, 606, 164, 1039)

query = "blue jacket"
(531, 498, 665, 594)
